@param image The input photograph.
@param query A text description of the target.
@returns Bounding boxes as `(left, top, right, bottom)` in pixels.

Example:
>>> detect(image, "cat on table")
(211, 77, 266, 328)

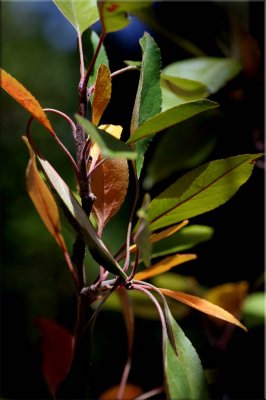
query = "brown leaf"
(92, 64, 111, 125)
(100, 384, 143, 400)
(134, 253, 197, 281)
(23, 136, 67, 252)
(35, 318, 74, 398)
(1, 68, 55, 135)
(160, 288, 247, 332)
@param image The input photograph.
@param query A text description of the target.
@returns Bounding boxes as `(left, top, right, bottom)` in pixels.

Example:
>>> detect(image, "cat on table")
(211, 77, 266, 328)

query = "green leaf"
(128, 100, 218, 144)
(143, 110, 219, 189)
(75, 115, 137, 160)
(37, 155, 127, 281)
(164, 309, 209, 399)
(147, 154, 263, 232)
(152, 225, 214, 258)
(163, 57, 243, 94)
(130, 32, 162, 177)
(243, 292, 265, 328)
(161, 74, 209, 100)
(134, 194, 152, 267)
(98, 1, 149, 34)
(53, 0, 99, 34)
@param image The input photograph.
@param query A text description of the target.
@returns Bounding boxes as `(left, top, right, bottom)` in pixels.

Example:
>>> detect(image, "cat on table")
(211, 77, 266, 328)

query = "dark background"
(1, 1, 264, 399)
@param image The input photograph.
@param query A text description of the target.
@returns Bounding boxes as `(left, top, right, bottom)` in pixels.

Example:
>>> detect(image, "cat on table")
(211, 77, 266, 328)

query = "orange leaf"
(100, 384, 143, 400)
(91, 155, 129, 236)
(134, 253, 197, 281)
(92, 64, 111, 125)
(130, 220, 189, 253)
(23, 136, 67, 252)
(0, 68, 54, 135)
(35, 318, 75, 398)
(160, 288, 247, 332)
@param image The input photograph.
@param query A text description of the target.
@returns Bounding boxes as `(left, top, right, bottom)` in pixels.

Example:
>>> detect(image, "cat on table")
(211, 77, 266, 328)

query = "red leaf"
(35, 318, 75, 398)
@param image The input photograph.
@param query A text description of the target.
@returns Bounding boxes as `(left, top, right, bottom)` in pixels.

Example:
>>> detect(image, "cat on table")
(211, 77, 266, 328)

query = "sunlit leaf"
(92, 64, 111, 125)
(160, 288, 247, 331)
(161, 74, 209, 101)
(205, 281, 249, 328)
(23, 137, 67, 253)
(100, 384, 142, 400)
(130, 32, 161, 177)
(98, 0, 148, 33)
(29, 146, 127, 280)
(163, 57, 243, 94)
(134, 253, 197, 281)
(163, 309, 209, 400)
(128, 99, 218, 144)
(147, 154, 263, 231)
(152, 224, 214, 258)
(76, 115, 137, 159)
(53, 0, 99, 34)
(1, 69, 55, 135)
(35, 318, 74, 398)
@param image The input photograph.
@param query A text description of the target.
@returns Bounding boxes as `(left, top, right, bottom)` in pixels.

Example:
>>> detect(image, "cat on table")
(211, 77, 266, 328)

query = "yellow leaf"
(90, 124, 123, 161)
(134, 253, 197, 281)
(160, 288, 247, 332)
(23, 136, 66, 252)
(92, 64, 111, 126)
(130, 220, 189, 253)
(1, 68, 55, 135)
(204, 281, 249, 327)
(100, 384, 143, 400)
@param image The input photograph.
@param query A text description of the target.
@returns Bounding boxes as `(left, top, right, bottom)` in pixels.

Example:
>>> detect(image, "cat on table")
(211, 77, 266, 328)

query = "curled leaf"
(134, 253, 197, 281)
(1, 69, 54, 135)
(92, 64, 111, 125)
(23, 136, 67, 252)
(35, 318, 74, 398)
(160, 288, 247, 331)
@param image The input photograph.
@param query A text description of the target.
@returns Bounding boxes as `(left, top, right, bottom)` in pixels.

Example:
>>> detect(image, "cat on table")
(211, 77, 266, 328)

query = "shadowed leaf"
(1, 69, 54, 135)
(100, 384, 142, 400)
(92, 64, 111, 125)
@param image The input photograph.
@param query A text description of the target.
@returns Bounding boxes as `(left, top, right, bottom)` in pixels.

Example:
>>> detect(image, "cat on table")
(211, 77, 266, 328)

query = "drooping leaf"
(26, 143, 127, 280)
(163, 309, 209, 400)
(76, 115, 137, 159)
(205, 281, 249, 328)
(163, 57, 243, 94)
(53, 0, 99, 35)
(1, 69, 55, 135)
(128, 99, 218, 144)
(100, 384, 143, 400)
(147, 154, 263, 232)
(152, 224, 214, 258)
(134, 253, 197, 281)
(98, 0, 148, 34)
(23, 137, 67, 253)
(130, 32, 162, 177)
(134, 194, 152, 267)
(160, 288, 247, 331)
(35, 318, 75, 398)
(92, 64, 111, 125)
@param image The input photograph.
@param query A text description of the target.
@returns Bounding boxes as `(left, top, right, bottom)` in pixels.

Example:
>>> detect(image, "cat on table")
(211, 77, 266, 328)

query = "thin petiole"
(77, 31, 85, 82)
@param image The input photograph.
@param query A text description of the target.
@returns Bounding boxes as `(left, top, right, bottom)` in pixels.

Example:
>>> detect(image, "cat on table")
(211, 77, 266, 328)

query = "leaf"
(100, 384, 142, 400)
(1, 69, 55, 135)
(205, 281, 249, 328)
(53, 0, 99, 35)
(128, 99, 218, 144)
(163, 57, 243, 94)
(98, 1, 148, 34)
(161, 74, 209, 100)
(91, 155, 129, 236)
(23, 137, 67, 253)
(26, 143, 127, 280)
(84, 30, 109, 87)
(243, 292, 265, 328)
(147, 154, 263, 232)
(35, 318, 74, 398)
(130, 32, 162, 177)
(160, 288, 247, 331)
(163, 309, 209, 400)
(92, 64, 111, 125)
(152, 273, 199, 294)
(152, 224, 214, 258)
(134, 194, 152, 267)
(76, 115, 137, 159)
(134, 253, 197, 281)
(130, 220, 189, 254)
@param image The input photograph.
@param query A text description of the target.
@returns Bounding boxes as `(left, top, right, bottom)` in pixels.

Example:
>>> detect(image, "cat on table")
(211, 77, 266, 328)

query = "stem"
(123, 222, 132, 273)
(117, 358, 132, 400)
(110, 65, 138, 79)
(77, 31, 85, 82)
(134, 387, 164, 400)
(127, 249, 140, 281)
